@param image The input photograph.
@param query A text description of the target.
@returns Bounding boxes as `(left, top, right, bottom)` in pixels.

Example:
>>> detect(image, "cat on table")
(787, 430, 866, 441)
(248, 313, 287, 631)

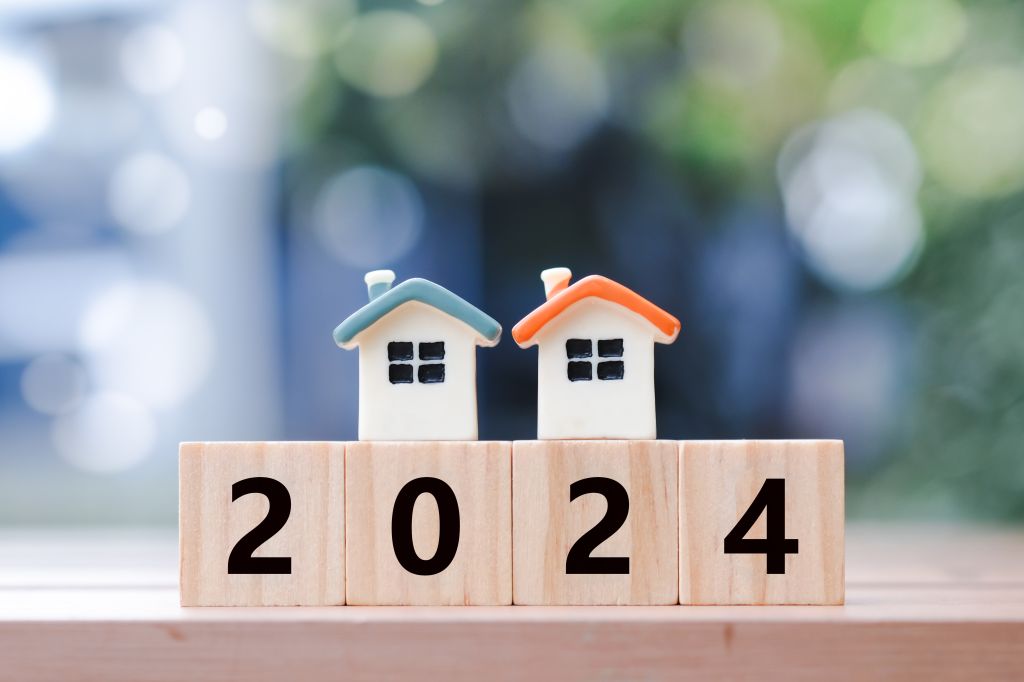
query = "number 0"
(391, 477, 461, 576)
(723, 478, 798, 574)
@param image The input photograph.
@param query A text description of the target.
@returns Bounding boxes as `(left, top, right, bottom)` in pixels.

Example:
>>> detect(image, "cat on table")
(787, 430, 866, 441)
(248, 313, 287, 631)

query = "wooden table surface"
(0, 524, 1022, 680)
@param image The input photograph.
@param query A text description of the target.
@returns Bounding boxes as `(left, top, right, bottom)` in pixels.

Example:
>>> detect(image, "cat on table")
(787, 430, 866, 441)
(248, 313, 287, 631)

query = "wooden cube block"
(512, 440, 678, 605)
(345, 441, 511, 605)
(179, 442, 345, 606)
(678, 440, 845, 605)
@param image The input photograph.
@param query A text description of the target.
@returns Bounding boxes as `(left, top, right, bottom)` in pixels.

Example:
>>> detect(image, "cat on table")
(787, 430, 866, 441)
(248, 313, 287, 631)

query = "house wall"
(533, 298, 658, 439)
(354, 301, 481, 440)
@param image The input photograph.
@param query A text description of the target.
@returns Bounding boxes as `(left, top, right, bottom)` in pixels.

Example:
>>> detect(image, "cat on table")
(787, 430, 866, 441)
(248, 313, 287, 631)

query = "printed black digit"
(227, 476, 292, 574)
(391, 477, 461, 576)
(723, 478, 799, 574)
(565, 477, 630, 574)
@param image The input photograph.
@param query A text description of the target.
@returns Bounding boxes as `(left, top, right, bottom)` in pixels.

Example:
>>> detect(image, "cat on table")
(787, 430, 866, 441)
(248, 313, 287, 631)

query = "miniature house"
(512, 268, 680, 440)
(334, 270, 501, 441)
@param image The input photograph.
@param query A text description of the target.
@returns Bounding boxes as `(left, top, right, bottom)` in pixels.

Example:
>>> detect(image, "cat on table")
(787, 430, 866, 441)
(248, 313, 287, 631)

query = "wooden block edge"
(677, 439, 846, 606)
(178, 439, 845, 608)
(178, 441, 348, 607)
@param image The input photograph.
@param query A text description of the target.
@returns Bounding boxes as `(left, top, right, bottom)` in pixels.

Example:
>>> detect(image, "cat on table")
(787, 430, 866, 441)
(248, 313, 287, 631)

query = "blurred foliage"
(274, 0, 1024, 520)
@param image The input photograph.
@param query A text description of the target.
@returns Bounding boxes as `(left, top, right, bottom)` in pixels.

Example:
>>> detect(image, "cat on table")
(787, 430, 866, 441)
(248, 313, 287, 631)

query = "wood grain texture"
(345, 441, 511, 605)
(513, 440, 678, 605)
(179, 442, 345, 606)
(3, 607, 1023, 682)
(679, 440, 844, 605)
(2, 526, 1024, 680)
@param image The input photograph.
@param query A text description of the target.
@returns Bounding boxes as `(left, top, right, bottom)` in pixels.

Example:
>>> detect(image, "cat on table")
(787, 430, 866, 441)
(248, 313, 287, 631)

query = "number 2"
(723, 478, 798, 574)
(565, 477, 630, 574)
(227, 477, 292, 575)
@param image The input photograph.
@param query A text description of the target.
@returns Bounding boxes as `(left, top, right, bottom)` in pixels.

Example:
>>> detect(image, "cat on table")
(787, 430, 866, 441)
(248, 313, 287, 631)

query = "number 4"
(723, 478, 798, 574)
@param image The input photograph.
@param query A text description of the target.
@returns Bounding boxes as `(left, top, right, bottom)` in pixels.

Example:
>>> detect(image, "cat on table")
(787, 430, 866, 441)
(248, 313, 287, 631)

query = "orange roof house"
(513, 268, 680, 439)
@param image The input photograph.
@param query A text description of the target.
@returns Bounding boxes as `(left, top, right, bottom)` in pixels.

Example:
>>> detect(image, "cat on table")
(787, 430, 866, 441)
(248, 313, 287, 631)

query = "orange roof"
(512, 275, 681, 347)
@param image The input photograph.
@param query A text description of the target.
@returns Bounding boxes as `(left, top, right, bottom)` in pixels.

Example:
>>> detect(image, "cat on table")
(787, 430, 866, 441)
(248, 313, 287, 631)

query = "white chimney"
(540, 267, 572, 300)
(365, 270, 396, 301)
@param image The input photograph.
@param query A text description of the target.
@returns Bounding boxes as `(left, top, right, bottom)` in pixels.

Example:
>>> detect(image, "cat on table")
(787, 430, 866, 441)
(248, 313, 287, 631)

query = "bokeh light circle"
(779, 110, 924, 291)
(311, 166, 425, 268)
(507, 45, 609, 152)
(21, 354, 87, 416)
(108, 152, 191, 235)
(248, 0, 357, 60)
(684, 0, 784, 90)
(0, 46, 55, 155)
(334, 11, 438, 98)
(786, 305, 907, 468)
(79, 282, 214, 410)
(120, 24, 185, 95)
(827, 58, 921, 120)
(193, 106, 228, 140)
(920, 65, 1024, 198)
(52, 392, 157, 474)
(861, 0, 966, 66)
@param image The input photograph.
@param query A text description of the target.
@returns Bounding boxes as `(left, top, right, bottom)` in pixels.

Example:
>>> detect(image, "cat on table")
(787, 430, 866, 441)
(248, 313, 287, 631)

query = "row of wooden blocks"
(180, 440, 844, 606)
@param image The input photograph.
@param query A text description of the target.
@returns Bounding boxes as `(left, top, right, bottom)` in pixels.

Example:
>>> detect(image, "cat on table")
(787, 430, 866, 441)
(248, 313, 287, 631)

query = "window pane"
(388, 341, 414, 361)
(419, 341, 445, 361)
(565, 339, 592, 359)
(389, 363, 414, 384)
(567, 361, 592, 381)
(418, 363, 445, 384)
(597, 361, 624, 380)
(598, 339, 624, 357)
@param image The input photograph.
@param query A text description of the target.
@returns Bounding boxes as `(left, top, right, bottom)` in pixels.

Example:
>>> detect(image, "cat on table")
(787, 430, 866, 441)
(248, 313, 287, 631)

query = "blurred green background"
(0, 0, 1022, 524)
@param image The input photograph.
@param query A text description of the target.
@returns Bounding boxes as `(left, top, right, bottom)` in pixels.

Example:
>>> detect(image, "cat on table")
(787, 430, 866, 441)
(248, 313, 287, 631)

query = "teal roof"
(333, 278, 502, 349)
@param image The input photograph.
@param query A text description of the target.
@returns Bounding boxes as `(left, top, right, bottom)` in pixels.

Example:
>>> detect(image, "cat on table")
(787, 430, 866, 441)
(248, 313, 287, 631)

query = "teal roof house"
(334, 270, 501, 440)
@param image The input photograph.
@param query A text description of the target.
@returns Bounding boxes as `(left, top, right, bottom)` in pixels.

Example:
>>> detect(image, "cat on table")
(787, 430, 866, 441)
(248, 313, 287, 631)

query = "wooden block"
(678, 439, 845, 605)
(345, 441, 511, 605)
(179, 442, 345, 606)
(512, 440, 678, 605)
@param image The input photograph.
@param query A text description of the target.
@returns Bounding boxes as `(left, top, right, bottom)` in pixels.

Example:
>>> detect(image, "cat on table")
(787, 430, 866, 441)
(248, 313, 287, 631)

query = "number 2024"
(226, 476, 799, 576)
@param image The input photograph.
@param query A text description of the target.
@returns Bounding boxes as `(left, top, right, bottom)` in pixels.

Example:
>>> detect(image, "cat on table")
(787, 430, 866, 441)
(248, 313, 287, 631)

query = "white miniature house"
(334, 270, 502, 440)
(512, 268, 680, 440)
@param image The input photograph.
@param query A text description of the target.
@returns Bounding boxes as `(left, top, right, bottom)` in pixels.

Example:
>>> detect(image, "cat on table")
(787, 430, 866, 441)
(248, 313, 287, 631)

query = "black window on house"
(418, 363, 445, 383)
(567, 361, 592, 382)
(389, 363, 414, 384)
(419, 341, 445, 361)
(566, 338, 592, 359)
(388, 341, 414, 361)
(597, 360, 624, 380)
(388, 341, 446, 384)
(598, 339, 623, 357)
(565, 338, 623, 381)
